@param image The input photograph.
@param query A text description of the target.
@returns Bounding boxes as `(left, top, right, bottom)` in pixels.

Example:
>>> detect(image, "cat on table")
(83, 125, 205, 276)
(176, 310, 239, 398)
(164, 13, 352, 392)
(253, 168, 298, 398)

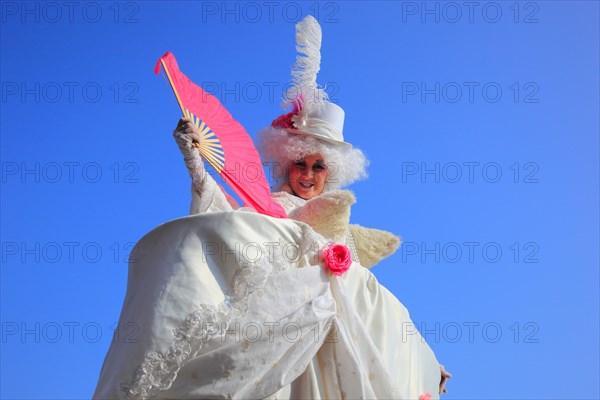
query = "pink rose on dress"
(322, 243, 352, 276)
(419, 393, 431, 400)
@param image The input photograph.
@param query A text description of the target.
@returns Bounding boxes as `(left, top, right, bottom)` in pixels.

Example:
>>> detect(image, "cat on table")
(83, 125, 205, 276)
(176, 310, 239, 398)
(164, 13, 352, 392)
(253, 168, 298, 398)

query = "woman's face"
(287, 153, 328, 200)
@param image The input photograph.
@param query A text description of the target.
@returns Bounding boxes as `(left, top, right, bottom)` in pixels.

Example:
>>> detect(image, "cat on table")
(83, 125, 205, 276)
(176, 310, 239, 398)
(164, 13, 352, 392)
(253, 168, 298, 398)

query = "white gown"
(92, 178, 442, 399)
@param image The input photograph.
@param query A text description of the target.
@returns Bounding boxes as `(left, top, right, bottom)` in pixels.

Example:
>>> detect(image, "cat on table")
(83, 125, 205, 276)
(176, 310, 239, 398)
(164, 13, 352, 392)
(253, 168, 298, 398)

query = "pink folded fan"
(155, 52, 287, 218)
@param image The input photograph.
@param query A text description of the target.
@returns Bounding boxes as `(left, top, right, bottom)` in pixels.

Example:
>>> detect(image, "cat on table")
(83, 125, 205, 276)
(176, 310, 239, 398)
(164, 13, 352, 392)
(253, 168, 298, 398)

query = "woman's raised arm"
(173, 117, 233, 214)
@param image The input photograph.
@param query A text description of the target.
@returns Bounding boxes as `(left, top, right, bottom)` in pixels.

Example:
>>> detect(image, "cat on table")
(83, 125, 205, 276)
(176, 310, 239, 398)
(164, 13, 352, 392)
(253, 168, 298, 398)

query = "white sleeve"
(189, 173, 234, 214)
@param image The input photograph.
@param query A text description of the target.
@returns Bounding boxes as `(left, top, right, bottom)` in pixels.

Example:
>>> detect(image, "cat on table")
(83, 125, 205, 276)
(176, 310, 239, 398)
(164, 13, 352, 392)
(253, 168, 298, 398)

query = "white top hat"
(272, 101, 351, 148)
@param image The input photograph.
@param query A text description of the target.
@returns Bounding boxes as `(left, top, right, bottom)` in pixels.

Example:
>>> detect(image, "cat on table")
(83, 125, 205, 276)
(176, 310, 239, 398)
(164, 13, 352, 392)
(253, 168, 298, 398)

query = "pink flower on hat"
(271, 110, 296, 129)
(419, 393, 431, 400)
(322, 243, 352, 276)
(271, 95, 304, 129)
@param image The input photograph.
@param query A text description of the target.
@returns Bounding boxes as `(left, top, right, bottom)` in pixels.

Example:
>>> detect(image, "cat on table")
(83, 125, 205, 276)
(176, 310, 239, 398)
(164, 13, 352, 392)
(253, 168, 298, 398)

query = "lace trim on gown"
(270, 191, 307, 214)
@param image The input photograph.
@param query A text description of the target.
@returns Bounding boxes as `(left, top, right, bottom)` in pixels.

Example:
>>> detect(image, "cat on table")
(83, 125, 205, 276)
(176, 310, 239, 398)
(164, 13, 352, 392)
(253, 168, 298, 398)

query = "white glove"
(173, 117, 207, 194)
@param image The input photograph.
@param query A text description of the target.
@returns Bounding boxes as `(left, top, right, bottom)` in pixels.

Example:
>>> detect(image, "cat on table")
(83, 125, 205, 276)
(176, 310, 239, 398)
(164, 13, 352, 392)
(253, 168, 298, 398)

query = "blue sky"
(1, 1, 598, 399)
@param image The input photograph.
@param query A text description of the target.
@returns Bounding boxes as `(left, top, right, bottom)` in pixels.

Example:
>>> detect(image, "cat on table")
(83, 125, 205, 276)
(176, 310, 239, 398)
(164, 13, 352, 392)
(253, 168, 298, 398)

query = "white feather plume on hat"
(285, 15, 329, 108)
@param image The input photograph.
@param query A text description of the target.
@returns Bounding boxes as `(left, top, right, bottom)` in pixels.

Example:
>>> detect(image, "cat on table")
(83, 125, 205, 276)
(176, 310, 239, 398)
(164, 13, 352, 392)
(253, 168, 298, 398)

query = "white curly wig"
(257, 125, 369, 193)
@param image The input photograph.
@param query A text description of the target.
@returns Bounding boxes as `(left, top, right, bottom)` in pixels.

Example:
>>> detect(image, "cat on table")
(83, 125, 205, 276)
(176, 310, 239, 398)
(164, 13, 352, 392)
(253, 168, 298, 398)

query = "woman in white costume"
(172, 15, 451, 398)
(93, 15, 450, 400)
